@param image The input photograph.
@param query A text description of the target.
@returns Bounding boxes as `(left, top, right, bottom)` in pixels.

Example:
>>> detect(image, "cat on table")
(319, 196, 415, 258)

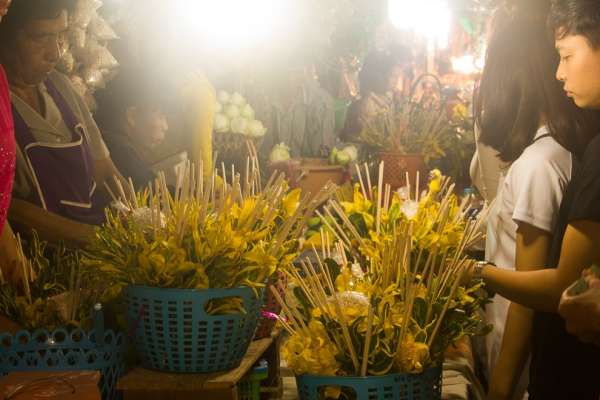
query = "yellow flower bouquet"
(85, 159, 333, 304)
(311, 167, 480, 273)
(82, 160, 336, 373)
(273, 165, 490, 399)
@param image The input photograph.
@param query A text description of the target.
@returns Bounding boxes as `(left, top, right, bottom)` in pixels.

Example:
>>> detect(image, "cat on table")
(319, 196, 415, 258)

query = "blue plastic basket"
(125, 285, 263, 373)
(296, 367, 442, 400)
(0, 319, 125, 400)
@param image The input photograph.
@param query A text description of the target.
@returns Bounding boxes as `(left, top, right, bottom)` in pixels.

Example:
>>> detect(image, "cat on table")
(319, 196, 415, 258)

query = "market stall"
(0, 1, 547, 400)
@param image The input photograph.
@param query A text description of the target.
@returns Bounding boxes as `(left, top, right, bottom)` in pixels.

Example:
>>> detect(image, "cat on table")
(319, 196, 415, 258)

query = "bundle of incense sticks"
(272, 163, 486, 377)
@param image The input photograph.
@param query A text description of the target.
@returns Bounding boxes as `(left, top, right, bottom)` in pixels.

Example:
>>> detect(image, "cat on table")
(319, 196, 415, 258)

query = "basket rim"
(126, 285, 259, 295)
(0, 327, 123, 341)
(296, 365, 442, 380)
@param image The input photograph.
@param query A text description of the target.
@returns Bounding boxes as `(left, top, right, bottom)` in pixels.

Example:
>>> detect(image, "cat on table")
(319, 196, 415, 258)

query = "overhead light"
(388, 0, 451, 48)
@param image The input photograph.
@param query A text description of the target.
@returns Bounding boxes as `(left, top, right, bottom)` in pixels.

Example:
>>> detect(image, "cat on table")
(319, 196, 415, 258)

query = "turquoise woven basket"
(0, 308, 125, 400)
(125, 285, 263, 373)
(296, 366, 442, 400)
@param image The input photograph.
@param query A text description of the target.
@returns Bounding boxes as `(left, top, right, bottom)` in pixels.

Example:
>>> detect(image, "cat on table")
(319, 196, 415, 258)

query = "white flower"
(342, 145, 358, 161)
(131, 207, 166, 228)
(328, 291, 369, 314)
(224, 104, 241, 119)
(269, 143, 291, 163)
(214, 113, 229, 133)
(217, 90, 231, 104)
(247, 119, 266, 137)
(397, 186, 410, 200)
(241, 104, 255, 119)
(230, 92, 246, 106)
(400, 200, 419, 219)
(351, 263, 365, 279)
(230, 116, 249, 135)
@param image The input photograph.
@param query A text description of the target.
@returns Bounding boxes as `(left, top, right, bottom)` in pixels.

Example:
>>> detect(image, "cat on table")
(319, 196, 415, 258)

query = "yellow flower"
(282, 189, 302, 217)
(282, 321, 341, 376)
(341, 185, 372, 215)
(456, 287, 475, 305)
(396, 334, 430, 373)
(231, 198, 257, 224)
(335, 268, 354, 292)
(335, 267, 368, 293)
(415, 284, 428, 300)
(452, 103, 468, 121)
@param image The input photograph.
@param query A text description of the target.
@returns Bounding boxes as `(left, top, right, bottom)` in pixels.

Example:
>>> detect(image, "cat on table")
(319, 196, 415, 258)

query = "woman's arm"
(0, 222, 20, 283)
(488, 223, 551, 400)
(480, 220, 600, 312)
(8, 199, 96, 247)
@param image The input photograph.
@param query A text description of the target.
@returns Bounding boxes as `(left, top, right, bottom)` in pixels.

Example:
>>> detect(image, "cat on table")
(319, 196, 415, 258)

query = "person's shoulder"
(579, 134, 600, 173)
(46, 70, 83, 104)
(516, 135, 571, 169)
(585, 134, 600, 155)
(47, 70, 73, 89)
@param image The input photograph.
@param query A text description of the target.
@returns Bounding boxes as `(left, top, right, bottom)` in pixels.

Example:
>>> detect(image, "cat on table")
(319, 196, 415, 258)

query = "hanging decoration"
(57, 0, 120, 110)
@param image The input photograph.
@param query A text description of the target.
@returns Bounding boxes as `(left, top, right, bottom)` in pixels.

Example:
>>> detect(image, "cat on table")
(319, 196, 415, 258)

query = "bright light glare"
(388, 0, 451, 48)
(452, 55, 477, 75)
(475, 46, 486, 71)
(451, 51, 486, 75)
(174, 0, 289, 50)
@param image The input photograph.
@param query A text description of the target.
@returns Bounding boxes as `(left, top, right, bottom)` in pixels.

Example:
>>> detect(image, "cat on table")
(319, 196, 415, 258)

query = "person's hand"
(0, 223, 25, 288)
(559, 273, 600, 346)
(460, 259, 477, 286)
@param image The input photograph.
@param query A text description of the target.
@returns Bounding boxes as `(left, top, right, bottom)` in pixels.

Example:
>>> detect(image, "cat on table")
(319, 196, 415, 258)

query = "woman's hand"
(559, 270, 600, 346)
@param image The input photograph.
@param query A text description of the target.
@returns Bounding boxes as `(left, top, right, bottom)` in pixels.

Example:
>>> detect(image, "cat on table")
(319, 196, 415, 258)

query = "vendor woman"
(0, 0, 124, 246)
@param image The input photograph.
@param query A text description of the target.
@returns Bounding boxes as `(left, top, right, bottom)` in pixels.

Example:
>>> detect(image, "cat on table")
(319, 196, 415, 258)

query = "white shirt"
(470, 124, 507, 204)
(483, 126, 572, 399)
(486, 126, 572, 267)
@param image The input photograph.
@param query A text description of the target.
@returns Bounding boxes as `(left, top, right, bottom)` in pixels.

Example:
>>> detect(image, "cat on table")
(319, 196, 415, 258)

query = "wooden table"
(118, 333, 280, 400)
(0, 371, 101, 400)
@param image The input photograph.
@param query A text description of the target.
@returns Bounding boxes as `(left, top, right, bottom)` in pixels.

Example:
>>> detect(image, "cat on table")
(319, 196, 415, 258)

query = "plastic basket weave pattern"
(126, 285, 263, 373)
(0, 328, 125, 400)
(296, 367, 442, 400)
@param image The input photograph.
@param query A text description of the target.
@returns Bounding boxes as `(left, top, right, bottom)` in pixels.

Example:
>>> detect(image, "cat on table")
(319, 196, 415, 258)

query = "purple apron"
(13, 79, 108, 225)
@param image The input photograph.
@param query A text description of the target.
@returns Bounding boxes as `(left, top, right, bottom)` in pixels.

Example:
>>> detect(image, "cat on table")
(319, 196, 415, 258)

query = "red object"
(269, 158, 350, 200)
(0, 66, 15, 234)
(254, 272, 287, 340)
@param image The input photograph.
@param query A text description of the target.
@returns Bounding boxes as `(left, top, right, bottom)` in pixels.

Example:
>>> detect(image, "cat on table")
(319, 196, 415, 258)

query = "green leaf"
(324, 258, 342, 284)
